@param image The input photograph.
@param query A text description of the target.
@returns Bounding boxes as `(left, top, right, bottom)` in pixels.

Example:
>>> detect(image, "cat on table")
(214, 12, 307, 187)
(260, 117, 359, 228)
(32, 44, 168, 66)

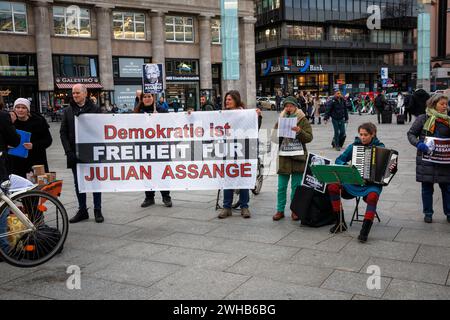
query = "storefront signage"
(114, 85, 141, 111)
(119, 58, 145, 78)
(166, 75, 200, 81)
(56, 77, 100, 84)
(297, 57, 324, 73)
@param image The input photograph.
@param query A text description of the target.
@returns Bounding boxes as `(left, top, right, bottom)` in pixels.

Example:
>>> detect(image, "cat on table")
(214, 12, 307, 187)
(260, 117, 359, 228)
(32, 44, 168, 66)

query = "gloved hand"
(416, 142, 429, 154)
(67, 151, 77, 167)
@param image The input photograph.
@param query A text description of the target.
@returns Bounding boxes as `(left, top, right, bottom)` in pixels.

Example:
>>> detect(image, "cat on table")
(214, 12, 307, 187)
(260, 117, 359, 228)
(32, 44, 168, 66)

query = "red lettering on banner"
(104, 125, 116, 139)
(226, 164, 239, 178)
(200, 165, 213, 178)
(125, 166, 139, 180)
(241, 163, 252, 177)
(187, 164, 199, 179)
(110, 167, 120, 180)
(118, 129, 127, 139)
(162, 165, 175, 179)
(175, 165, 187, 179)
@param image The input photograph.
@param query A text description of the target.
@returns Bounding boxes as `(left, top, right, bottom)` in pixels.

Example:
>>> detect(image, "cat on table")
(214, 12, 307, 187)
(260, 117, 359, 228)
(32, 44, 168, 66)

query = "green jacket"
(273, 109, 313, 174)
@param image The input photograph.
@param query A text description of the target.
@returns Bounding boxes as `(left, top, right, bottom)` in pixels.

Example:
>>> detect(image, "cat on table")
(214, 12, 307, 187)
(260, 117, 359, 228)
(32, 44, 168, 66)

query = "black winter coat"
(408, 89, 430, 116)
(407, 114, 450, 183)
(60, 99, 101, 169)
(0, 111, 20, 181)
(8, 112, 52, 178)
(324, 97, 349, 121)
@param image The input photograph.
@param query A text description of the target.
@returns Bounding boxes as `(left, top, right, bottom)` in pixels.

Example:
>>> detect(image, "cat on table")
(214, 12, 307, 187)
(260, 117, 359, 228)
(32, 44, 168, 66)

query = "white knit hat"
(13, 98, 31, 112)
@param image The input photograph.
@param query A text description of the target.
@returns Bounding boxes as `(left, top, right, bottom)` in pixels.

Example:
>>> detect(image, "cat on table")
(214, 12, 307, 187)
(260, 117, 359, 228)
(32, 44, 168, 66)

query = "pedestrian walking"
(8, 98, 52, 178)
(134, 92, 173, 208)
(272, 96, 313, 221)
(407, 94, 450, 224)
(60, 84, 104, 223)
(312, 94, 321, 124)
(374, 91, 387, 124)
(327, 123, 397, 242)
(324, 90, 349, 151)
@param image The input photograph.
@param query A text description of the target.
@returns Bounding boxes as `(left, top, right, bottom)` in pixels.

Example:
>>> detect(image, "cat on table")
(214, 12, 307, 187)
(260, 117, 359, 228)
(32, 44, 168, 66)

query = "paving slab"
(413, 245, 450, 267)
(383, 279, 450, 300)
(226, 277, 352, 300)
(150, 267, 250, 300)
(320, 270, 391, 298)
(361, 258, 450, 285)
(395, 228, 450, 248)
(206, 224, 293, 244)
(153, 233, 224, 250)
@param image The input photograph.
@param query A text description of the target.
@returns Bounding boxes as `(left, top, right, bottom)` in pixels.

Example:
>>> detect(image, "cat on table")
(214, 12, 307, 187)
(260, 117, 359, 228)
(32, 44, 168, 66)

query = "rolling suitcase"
(396, 114, 405, 125)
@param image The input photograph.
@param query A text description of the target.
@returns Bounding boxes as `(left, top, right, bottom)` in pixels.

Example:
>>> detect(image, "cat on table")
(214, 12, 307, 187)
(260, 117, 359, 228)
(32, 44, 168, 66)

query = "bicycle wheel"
(0, 190, 69, 268)
(252, 164, 264, 195)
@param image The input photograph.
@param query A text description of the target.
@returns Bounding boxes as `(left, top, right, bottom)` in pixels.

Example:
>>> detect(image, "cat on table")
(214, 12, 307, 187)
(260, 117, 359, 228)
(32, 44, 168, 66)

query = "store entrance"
(165, 82, 199, 111)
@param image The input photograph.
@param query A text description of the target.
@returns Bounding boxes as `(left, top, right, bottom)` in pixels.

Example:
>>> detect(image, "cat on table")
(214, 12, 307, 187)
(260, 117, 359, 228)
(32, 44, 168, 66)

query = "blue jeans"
(422, 182, 450, 217)
(332, 119, 346, 148)
(223, 189, 249, 209)
(72, 168, 102, 210)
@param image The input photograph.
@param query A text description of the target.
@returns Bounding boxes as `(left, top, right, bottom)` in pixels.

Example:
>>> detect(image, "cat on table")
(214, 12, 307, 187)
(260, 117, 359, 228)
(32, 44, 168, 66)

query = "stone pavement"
(1, 111, 450, 300)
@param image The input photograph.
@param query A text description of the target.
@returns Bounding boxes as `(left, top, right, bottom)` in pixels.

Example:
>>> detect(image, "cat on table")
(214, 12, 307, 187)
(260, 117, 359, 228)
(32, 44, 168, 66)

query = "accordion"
(351, 146, 398, 186)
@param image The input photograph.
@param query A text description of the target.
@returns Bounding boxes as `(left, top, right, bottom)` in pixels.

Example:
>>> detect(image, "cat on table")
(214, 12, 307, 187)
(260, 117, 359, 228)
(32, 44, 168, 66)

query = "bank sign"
(262, 57, 323, 76)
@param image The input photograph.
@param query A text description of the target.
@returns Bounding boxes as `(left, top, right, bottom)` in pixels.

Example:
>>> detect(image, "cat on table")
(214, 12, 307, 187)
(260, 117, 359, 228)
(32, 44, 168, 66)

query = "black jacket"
(8, 112, 52, 177)
(407, 114, 450, 183)
(201, 100, 215, 111)
(0, 111, 21, 181)
(324, 97, 349, 121)
(409, 89, 430, 116)
(60, 99, 101, 168)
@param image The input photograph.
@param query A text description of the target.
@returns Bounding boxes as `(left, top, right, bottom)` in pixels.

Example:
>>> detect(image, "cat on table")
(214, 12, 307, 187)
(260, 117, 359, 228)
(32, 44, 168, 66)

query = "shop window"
(53, 55, 98, 77)
(0, 53, 35, 76)
(53, 5, 91, 37)
(166, 59, 199, 75)
(165, 16, 194, 43)
(113, 12, 145, 40)
(0, 1, 27, 33)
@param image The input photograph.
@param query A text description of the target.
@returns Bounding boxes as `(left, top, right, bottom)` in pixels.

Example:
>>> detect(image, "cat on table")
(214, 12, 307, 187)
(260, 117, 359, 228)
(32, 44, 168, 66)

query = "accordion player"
(351, 146, 399, 186)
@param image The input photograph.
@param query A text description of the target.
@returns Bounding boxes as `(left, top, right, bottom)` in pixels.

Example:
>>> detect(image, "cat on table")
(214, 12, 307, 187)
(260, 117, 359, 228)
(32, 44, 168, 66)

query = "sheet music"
(278, 118, 297, 139)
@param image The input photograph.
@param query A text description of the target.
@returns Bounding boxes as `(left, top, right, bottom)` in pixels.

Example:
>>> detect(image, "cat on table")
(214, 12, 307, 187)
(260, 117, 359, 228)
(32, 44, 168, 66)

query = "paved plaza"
(1, 111, 450, 300)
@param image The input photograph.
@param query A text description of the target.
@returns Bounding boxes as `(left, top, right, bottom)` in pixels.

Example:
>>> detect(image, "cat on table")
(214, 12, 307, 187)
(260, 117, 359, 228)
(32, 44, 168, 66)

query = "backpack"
(290, 186, 335, 227)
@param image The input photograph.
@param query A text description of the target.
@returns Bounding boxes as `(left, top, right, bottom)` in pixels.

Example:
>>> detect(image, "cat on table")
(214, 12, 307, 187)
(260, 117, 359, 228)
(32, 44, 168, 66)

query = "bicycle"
(0, 180, 69, 268)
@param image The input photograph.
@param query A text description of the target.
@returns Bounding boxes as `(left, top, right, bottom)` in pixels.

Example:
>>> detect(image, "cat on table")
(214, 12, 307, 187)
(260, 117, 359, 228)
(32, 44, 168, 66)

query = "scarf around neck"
(424, 108, 450, 134)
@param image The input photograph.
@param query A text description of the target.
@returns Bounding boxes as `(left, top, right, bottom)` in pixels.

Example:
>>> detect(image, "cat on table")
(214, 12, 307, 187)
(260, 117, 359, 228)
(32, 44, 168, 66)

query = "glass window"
(52, 55, 98, 77)
(53, 6, 91, 37)
(165, 16, 195, 43)
(0, 53, 36, 76)
(112, 12, 146, 40)
(0, 1, 27, 33)
(211, 18, 221, 44)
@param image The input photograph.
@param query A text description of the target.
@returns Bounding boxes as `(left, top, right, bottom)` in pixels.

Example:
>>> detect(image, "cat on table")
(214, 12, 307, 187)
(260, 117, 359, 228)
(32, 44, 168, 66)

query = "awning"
(55, 83, 103, 89)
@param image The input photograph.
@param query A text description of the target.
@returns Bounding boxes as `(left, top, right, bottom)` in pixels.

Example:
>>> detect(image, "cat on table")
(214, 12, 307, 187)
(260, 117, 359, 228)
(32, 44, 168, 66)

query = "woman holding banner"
(407, 94, 450, 224)
(134, 92, 173, 208)
(218, 90, 261, 219)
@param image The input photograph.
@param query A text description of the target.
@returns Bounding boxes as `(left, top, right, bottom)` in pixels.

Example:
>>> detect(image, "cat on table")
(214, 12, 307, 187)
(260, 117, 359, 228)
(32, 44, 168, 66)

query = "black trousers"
(145, 191, 171, 199)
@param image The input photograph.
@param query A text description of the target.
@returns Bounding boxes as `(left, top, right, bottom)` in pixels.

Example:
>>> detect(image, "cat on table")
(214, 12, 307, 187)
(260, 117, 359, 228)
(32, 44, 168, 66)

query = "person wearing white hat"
(8, 98, 52, 178)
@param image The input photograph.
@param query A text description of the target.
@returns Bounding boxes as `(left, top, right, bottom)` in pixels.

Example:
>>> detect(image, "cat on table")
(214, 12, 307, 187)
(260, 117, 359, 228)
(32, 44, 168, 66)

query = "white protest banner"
(75, 110, 258, 193)
(422, 137, 450, 164)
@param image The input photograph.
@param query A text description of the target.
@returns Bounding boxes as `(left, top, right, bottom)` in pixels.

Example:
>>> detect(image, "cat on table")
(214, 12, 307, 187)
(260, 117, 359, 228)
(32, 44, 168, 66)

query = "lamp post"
(417, 0, 432, 92)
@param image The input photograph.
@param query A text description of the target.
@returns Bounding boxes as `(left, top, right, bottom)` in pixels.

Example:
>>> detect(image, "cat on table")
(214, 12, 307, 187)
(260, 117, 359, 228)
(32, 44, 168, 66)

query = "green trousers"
(277, 173, 303, 212)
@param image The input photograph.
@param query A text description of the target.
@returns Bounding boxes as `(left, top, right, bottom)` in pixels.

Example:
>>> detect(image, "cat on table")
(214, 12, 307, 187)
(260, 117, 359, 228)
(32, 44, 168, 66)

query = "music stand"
(310, 165, 365, 233)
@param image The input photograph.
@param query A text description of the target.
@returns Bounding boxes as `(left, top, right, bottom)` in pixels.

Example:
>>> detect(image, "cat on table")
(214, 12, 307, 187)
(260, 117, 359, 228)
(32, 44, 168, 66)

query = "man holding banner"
(60, 84, 104, 224)
(407, 94, 450, 224)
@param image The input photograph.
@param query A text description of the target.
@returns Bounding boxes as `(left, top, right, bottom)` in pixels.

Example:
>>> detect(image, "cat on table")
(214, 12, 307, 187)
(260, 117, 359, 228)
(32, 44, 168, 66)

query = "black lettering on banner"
(77, 139, 258, 164)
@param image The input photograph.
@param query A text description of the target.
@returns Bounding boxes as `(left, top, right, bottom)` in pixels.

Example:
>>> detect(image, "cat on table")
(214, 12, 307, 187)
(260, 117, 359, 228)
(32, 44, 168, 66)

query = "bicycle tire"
(0, 190, 69, 268)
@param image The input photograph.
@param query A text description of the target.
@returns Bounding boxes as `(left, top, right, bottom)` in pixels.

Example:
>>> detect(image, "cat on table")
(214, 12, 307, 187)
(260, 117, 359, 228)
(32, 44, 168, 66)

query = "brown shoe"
(218, 208, 232, 219)
(273, 211, 285, 221)
(241, 208, 251, 218)
(291, 211, 300, 221)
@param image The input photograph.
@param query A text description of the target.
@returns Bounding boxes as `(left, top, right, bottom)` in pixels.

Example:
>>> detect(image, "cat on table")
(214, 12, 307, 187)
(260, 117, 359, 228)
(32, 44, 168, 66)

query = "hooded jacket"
(273, 108, 313, 174)
(409, 89, 430, 116)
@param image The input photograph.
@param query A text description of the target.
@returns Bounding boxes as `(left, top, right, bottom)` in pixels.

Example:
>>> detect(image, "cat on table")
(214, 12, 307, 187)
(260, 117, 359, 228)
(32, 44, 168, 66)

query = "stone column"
(32, 0, 53, 91)
(96, 5, 114, 91)
(199, 14, 213, 93)
(241, 16, 257, 108)
(150, 10, 165, 64)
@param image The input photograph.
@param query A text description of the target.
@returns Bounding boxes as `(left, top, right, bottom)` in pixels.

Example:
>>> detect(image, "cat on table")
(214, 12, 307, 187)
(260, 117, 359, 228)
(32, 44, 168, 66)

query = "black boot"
(329, 211, 347, 233)
(69, 208, 89, 224)
(358, 219, 373, 243)
(141, 197, 155, 208)
(94, 209, 104, 223)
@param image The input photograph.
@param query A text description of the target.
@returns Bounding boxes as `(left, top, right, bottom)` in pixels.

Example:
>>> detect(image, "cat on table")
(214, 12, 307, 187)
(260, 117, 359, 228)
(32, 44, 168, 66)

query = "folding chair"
(350, 197, 381, 226)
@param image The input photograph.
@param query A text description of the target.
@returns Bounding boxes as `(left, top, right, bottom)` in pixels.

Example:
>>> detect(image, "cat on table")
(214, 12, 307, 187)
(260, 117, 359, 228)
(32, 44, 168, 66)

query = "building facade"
(430, 0, 450, 90)
(0, 0, 256, 112)
(255, 0, 417, 96)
